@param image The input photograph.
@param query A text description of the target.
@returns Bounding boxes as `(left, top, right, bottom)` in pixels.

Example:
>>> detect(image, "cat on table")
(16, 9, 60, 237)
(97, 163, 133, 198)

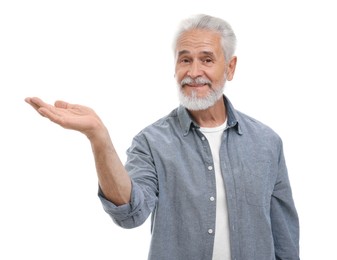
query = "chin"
(178, 84, 224, 110)
(178, 91, 219, 111)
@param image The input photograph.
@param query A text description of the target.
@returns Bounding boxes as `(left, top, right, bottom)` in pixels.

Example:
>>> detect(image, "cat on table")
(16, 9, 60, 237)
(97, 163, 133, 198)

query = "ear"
(226, 56, 237, 81)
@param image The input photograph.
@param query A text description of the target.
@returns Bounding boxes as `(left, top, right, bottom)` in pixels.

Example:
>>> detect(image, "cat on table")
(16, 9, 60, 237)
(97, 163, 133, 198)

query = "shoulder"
(236, 110, 282, 143)
(133, 108, 180, 139)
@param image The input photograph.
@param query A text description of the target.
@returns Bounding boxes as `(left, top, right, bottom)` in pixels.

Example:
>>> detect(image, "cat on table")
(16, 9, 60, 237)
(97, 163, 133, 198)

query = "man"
(25, 14, 300, 260)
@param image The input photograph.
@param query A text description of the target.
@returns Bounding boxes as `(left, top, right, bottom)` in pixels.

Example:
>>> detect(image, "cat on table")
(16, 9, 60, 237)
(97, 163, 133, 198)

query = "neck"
(188, 98, 227, 128)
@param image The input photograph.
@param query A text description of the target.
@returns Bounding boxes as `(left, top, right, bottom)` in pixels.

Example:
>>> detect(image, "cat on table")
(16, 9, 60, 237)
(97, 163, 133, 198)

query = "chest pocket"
(241, 161, 271, 206)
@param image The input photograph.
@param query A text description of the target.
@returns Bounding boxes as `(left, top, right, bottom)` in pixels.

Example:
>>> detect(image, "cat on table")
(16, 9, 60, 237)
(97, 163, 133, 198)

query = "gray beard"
(177, 83, 225, 111)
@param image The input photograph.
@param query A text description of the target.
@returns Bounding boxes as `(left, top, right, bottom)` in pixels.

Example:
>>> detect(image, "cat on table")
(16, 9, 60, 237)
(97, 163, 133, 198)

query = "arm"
(99, 133, 159, 228)
(25, 97, 131, 205)
(271, 143, 300, 259)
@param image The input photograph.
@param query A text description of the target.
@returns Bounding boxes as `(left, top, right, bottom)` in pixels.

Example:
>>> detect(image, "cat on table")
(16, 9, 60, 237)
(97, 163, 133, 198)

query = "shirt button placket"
(204, 136, 215, 237)
(206, 159, 214, 236)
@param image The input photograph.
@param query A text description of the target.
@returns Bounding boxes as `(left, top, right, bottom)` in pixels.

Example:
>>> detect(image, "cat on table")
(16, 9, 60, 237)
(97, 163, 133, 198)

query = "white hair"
(173, 14, 237, 62)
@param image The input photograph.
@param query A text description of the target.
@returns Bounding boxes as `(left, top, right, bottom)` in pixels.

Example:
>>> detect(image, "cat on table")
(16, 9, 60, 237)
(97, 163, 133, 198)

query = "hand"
(25, 97, 132, 204)
(25, 97, 105, 139)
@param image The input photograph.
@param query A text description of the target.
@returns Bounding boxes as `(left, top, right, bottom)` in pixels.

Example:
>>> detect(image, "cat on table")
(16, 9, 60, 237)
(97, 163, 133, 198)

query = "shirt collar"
(178, 95, 242, 136)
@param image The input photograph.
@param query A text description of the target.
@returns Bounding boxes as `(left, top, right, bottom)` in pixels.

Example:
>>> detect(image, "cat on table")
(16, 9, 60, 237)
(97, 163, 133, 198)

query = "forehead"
(176, 29, 223, 55)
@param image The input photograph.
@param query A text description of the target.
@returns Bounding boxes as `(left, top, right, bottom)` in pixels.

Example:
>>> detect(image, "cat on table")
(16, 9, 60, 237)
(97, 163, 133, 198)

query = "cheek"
(212, 69, 226, 84)
(174, 73, 181, 84)
(174, 69, 186, 83)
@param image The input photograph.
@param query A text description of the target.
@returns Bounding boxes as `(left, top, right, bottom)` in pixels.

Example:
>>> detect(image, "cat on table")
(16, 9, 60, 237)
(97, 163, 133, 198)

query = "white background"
(1, 0, 336, 259)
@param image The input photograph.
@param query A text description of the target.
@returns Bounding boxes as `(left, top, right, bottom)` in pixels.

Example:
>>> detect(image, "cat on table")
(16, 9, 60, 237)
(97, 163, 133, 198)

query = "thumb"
(54, 100, 70, 109)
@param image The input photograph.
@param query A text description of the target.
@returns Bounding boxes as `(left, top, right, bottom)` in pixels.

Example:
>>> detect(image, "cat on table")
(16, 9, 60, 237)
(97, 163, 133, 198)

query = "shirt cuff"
(97, 180, 144, 222)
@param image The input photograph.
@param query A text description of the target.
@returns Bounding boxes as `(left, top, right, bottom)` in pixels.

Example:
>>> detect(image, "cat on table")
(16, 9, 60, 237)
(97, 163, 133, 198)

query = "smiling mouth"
(184, 83, 210, 88)
(180, 76, 212, 88)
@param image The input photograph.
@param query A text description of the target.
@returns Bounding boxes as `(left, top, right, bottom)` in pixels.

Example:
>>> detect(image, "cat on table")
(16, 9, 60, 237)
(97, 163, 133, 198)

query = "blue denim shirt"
(99, 96, 300, 260)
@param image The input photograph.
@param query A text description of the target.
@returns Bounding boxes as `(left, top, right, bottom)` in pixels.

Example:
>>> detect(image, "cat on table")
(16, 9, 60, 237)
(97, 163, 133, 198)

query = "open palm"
(25, 97, 103, 138)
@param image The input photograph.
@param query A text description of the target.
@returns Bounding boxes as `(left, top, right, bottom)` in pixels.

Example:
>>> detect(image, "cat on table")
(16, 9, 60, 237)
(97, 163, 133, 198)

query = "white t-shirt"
(200, 121, 231, 260)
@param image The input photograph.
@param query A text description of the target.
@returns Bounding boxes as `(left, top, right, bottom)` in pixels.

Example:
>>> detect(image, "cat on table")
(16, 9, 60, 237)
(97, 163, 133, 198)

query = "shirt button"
(210, 196, 215, 201)
(201, 136, 205, 141)
(208, 229, 213, 234)
(208, 166, 213, 171)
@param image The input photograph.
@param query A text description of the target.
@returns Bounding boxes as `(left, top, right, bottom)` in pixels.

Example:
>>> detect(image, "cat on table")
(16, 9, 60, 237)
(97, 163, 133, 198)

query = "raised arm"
(25, 97, 131, 205)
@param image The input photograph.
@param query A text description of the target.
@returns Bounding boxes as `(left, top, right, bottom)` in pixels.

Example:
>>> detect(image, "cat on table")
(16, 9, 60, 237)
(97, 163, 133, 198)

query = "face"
(175, 29, 236, 110)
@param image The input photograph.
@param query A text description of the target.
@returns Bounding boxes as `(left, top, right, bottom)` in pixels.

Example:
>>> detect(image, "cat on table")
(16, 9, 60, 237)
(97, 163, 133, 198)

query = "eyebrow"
(177, 50, 190, 57)
(177, 50, 215, 58)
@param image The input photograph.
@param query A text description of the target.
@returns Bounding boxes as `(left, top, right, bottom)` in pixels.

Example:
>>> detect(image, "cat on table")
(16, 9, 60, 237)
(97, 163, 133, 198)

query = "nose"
(187, 61, 203, 78)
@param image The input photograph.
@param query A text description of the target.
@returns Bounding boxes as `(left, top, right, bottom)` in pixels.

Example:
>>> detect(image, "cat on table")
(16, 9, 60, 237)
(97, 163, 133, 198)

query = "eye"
(202, 57, 213, 63)
(180, 57, 191, 64)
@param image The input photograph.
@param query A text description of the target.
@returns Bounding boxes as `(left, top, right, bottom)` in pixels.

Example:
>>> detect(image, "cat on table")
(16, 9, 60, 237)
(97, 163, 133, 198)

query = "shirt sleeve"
(270, 142, 300, 259)
(98, 132, 159, 229)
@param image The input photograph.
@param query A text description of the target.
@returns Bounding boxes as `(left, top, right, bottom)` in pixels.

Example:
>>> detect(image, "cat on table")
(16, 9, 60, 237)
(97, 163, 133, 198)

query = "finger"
(25, 97, 48, 116)
(37, 105, 67, 124)
(25, 97, 40, 111)
(25, 97, 50, 109)
(25, 97, 59, 118)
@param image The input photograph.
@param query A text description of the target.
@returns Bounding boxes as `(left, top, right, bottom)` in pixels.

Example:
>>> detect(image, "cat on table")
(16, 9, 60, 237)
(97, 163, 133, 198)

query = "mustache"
(180, 76, 212, 87)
